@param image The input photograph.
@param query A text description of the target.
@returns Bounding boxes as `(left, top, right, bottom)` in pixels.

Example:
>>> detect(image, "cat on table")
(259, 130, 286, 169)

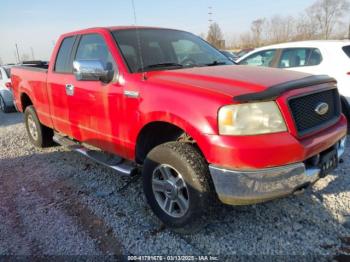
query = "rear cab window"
(278, 48, 322, 68)
(54, 36, 76, 73)
(342, 45, 350, 58)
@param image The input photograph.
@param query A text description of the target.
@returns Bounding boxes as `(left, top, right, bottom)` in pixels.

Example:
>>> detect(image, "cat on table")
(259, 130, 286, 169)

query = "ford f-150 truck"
(11, 26, 347, 232)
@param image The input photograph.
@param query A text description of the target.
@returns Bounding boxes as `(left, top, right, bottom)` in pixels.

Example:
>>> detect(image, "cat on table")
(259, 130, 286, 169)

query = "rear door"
(277, 48, 324, 74)
(47, 35, 78, 137)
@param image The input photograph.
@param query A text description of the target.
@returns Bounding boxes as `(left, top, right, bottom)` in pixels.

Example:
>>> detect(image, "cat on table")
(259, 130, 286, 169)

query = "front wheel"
(142, 142, 215, 233)
(24, 106, 54, 147)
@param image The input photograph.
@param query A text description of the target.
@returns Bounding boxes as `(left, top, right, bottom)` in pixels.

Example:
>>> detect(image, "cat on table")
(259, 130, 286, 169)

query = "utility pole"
(30, 47, 35, 60)
(15, 44, 20, 63)
(208, 6, 213, 25)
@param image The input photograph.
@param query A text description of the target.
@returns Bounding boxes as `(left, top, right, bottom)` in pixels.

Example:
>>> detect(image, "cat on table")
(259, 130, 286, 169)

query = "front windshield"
(112, 29, 233, 73)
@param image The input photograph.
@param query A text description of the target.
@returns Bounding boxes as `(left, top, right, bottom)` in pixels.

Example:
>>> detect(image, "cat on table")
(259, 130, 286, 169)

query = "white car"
(237, 41, 350, 122)
(0, 66, 15, 113)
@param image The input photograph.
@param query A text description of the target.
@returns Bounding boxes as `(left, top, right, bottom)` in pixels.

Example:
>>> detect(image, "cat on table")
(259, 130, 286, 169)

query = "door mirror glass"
(73, 60, 113, 82)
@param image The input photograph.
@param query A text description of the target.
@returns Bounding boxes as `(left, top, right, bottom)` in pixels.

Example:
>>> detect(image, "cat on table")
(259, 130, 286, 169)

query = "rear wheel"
(24, 106, 54, 147)
(0, 95, 12, 113)
(143, 142, 215, 233)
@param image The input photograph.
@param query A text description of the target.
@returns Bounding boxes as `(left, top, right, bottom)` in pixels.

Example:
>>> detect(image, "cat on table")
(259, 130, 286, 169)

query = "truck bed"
(11, 64, 52, 128)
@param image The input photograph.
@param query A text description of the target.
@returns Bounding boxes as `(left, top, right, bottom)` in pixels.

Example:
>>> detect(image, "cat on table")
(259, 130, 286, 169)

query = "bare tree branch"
(306, 0, 350, 39)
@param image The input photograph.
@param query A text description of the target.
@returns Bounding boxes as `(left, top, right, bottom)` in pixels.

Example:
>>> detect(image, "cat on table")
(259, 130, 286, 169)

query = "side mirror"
(73, 60, 114, 83)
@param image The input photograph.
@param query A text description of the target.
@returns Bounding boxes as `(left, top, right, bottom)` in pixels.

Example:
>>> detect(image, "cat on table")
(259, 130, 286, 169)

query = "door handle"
(65, 84, 74, 96)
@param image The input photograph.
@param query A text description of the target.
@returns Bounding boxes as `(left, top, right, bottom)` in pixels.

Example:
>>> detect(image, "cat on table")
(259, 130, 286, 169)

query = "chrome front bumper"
(209, 137, 347, 205)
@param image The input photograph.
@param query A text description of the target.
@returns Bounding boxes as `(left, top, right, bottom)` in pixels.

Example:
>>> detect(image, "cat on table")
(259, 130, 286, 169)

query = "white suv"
(237, 41, 350, 123)
(0, 66, 15, 113)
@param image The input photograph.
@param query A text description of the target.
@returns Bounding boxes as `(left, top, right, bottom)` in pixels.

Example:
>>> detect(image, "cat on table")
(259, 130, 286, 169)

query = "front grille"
(288, 88, 341, 136)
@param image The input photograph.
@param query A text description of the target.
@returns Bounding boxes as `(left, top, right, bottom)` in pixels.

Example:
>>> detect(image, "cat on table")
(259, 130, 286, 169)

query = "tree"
(266, 16, 296, 44)
(207, 22, 225, 49)
(237, 32, 254, 48)
(307, 0, 350, 39)
(293, 13, 319, 40)
(251, 18, 266, 46)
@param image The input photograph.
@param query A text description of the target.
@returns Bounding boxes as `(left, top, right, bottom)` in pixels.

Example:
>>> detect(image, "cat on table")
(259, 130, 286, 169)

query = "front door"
(68, 33, 119, 151)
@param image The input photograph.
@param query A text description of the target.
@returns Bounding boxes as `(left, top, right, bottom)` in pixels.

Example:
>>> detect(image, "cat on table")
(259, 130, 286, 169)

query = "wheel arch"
(135, 119, 207, 164)
(20, 92, 34, 112)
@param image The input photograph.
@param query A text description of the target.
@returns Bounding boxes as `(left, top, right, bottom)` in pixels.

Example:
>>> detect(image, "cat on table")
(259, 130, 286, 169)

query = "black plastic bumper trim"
(234, 75, 337, 103)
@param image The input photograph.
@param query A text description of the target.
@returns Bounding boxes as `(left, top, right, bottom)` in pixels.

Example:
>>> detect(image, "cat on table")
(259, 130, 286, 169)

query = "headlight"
(218, 101, 287, 135)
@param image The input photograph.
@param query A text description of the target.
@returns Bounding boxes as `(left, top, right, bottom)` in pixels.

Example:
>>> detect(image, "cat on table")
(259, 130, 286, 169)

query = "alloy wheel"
(152, 164, 190, 218)
(27, 115, 39, 141)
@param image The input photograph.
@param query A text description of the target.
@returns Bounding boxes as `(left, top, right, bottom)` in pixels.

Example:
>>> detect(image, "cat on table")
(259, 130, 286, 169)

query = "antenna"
(131, 0, 146, 80)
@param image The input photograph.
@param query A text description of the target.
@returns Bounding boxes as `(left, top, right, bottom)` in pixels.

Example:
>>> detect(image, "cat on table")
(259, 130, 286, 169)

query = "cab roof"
(62, 26, 177, 37)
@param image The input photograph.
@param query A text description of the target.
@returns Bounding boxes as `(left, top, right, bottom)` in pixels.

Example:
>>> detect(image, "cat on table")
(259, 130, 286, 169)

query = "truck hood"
(146, 65, 315, 99)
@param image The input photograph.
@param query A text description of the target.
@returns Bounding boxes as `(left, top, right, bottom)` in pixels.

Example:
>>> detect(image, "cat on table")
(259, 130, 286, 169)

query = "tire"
(24, 106, 54, 147)
(142, 142, 215, 233)
(0, 95, 13, 113)
(341, 96, 350, 134)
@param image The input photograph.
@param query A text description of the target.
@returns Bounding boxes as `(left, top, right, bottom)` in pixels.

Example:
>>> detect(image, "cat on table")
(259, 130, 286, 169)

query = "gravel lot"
(1, 111, 350, 260)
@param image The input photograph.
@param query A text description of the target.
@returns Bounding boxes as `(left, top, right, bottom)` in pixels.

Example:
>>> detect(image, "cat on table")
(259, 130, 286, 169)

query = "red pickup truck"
(12, 26, 347, 232)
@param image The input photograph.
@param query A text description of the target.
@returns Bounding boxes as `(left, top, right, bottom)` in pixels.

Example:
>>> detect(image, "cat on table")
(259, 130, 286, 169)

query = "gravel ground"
(0, 111, 350, 260)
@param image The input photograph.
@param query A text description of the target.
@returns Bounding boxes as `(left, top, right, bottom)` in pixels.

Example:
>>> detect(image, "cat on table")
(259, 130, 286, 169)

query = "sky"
(0, 0, 317, 64)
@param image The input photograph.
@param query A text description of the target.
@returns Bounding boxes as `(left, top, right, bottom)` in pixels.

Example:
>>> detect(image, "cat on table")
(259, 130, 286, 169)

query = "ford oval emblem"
(315, 102, 329, 116)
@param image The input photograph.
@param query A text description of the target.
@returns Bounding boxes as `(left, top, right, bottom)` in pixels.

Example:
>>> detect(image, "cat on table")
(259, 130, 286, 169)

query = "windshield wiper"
(205, 61, 229, 66)
(138, 63, 184, 72)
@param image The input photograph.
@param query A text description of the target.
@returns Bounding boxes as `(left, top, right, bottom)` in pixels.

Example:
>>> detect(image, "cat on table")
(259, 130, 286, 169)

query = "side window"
(239, 50, 276, 67)
(307, 49, 322, 66)
(54, 36, 76, 73)
(75, 34, 115, 70)
(279, 48, 322, 68)
(0, 69, 3, 80)
(343, 45, 350, 58)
